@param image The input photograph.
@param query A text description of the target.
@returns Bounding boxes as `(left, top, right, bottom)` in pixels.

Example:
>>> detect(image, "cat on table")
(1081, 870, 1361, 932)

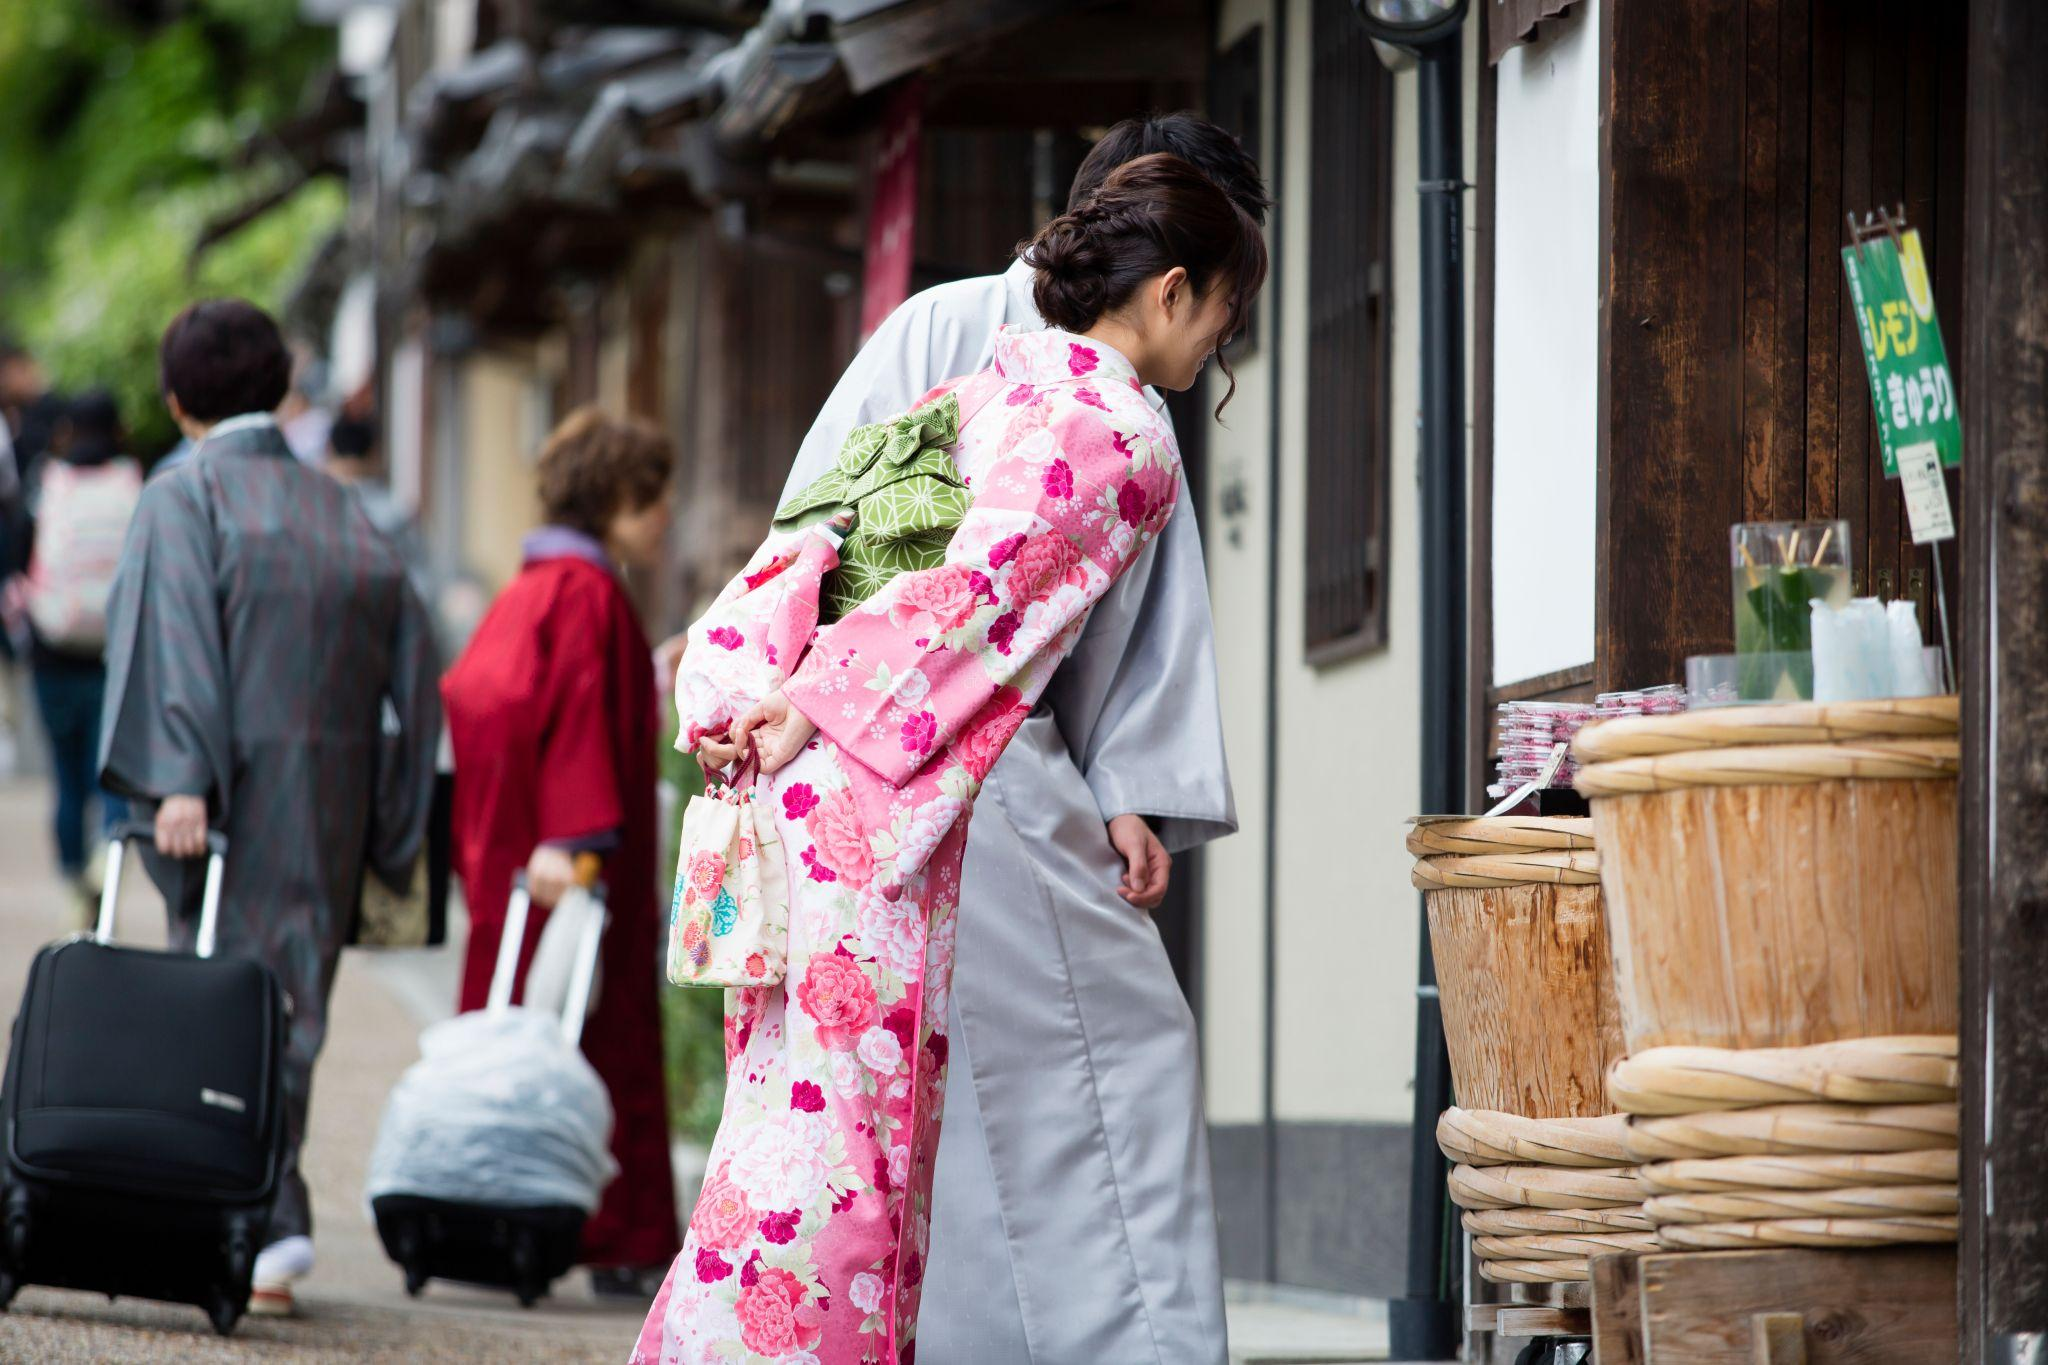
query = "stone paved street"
(0, 779, 644, 1363)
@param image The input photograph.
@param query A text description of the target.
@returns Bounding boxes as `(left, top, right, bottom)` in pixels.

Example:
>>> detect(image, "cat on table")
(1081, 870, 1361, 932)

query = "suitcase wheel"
(511, 1228, 542, 1308)
(404, 1263, 427, 1298)
(208, 1290, 242, 1337)
(0, 1268, 17, 1312)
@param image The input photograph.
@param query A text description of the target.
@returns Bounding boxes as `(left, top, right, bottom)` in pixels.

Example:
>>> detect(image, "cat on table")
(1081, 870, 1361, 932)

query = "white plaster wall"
(1200, 0, 1469, 1127)
(1490, 2, 1601, 686)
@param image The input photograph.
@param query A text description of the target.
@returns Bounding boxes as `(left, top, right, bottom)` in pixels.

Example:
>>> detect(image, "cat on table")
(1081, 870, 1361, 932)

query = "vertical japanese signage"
(1842, 225, 1961, 544)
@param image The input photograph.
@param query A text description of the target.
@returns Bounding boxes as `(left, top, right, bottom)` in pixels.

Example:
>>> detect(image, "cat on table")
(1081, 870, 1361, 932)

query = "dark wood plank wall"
(1599, 0, 1968, 692)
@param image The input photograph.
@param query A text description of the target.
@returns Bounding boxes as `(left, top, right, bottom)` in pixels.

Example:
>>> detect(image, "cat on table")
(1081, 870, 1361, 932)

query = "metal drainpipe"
(1388, 27, 1468, 1363)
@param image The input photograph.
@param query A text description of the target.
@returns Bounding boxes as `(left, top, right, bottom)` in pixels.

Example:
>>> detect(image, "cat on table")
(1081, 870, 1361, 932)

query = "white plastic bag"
(364, 1007, 618, 1213)
(523, 885, 604, 1024)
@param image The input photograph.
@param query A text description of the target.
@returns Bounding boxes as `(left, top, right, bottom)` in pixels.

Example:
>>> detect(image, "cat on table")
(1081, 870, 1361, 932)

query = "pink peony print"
(686, 850, 727, 901)
(1007, 531, 1083, 605)
(1117, 478, 1148, 526)
(790, 1080, 826, 1113)
(681, 918, 709, 969)
(1067, 342, 1099, 376)
(1074, 386, 1109, 412)
(857, 1026, 905, 1075)
(805, 789, 872, 885)
(849, 1271, 885, 1315)
(1004, 383, 1036, 406)
(987, 533, 1026, 568)
(689, 1167, 754, 1249)
(948, 686, 1029, 781)
(705, 625, 744, 651)
(758, 1209, 800, 1245)
(967, 569, 996, 602)
(795, 953, 878, 1050)
(694, 1247, 732, 1282)
(857, 886, 929, 981)
(744, 952, 766, 978)
(888, 565, 980, 636)
(986, 609, 1021, 655)
(800, 846, 838, 883)
(735, 1266, 821, 1357)
(900, 710, 938, 756)
(781, 782, 819, 820)
(1042, 458, 1074, 499)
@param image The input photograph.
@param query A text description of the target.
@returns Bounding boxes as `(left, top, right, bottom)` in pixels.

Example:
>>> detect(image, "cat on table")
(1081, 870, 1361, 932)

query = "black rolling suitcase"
(0, 822, 287, 1336)
(370, 873, 609, 1308)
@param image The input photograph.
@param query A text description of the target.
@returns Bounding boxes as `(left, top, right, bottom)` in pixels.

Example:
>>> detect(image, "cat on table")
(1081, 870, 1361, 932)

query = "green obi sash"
(773, 391, 971, 622)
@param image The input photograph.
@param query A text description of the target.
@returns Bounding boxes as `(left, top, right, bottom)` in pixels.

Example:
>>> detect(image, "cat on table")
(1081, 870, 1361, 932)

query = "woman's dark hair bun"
(1019, 153, 1268, 410)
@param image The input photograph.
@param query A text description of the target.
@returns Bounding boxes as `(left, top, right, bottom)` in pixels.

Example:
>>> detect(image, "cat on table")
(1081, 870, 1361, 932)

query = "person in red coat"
(441, 408, 680, 1296)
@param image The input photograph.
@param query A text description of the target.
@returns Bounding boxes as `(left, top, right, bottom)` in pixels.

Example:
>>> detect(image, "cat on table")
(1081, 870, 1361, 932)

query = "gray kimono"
(782, 258, 1236, 1364)
(99, 414, 440, 1243)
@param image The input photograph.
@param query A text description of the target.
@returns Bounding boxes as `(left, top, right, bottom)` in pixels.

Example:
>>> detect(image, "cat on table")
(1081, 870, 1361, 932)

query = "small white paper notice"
(1897, 440, 1955, 545)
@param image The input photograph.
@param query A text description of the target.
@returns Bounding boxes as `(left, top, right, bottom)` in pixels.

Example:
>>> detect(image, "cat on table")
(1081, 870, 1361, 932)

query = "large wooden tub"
(1573, 697, 1959, 1053)
(1411, 817, 1626, 1118)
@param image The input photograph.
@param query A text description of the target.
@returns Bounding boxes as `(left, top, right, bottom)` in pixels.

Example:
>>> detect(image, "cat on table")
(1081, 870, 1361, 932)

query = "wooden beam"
(1636, 1247, 1955, 1363)
(1960, 0, 2048, 1356)
(1750, 1312, 1808, 1365)
(1590, 1251, 1646, 1365)
(833, 0, 1080, 95)
(1498, 1306, 1592, 1337)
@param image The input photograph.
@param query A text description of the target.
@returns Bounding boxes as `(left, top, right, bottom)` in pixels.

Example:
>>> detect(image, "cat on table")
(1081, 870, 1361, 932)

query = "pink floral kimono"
(637, 325, 1182, 1365)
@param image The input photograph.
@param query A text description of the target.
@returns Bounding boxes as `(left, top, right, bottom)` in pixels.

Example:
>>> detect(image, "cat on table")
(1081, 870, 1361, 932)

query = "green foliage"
(0, 0, 340, 454)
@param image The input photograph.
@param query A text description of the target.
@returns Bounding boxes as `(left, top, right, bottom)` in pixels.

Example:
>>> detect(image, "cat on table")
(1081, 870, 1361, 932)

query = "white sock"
(253, 1234, 315, 1285)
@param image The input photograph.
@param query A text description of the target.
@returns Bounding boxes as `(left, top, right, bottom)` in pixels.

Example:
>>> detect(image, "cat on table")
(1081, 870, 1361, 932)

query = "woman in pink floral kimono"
(637, 153, 1267, 1365)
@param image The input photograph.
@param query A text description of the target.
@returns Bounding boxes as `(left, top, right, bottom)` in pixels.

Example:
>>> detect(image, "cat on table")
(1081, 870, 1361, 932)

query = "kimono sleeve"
(783, 398, 1180, 790)
(535, 585, 625, 845)
(97, 476, 233, 813)
(365, 579, 444, 890)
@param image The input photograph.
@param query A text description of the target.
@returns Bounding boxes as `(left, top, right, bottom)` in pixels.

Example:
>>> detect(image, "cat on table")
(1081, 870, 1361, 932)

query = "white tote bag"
(667, 743, 789, 988)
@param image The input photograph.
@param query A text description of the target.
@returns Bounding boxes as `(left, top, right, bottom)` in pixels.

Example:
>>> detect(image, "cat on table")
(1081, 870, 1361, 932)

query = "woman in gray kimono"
(763, 114, 1265, 1364)
(99, 299, 440, 1317)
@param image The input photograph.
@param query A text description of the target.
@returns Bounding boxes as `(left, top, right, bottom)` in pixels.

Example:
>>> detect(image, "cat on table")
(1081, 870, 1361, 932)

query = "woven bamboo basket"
(1622, 1102, 1957, 1162)
(1636, 1148, 1958, 1193)
(1653, 1215, 1957, 1251)
(1607, 1035, 1958, 1114)
(1412, 818, 1625, 1117)
(1642, 1183, 1958, 1225)
(1461, 1205, 1655, 1236)
(1435, 1108, 1634, 1168)
(1573, 699, 1959, 1052)
(1477, 1257, 1592, 1285)
(1447, 1163, 1645, 1211)
(1472, 1230, 1662, 1262)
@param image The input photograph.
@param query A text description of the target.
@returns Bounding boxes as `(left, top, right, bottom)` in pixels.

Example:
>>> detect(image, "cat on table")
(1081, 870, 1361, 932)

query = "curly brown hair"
(536, 407, 675, 539)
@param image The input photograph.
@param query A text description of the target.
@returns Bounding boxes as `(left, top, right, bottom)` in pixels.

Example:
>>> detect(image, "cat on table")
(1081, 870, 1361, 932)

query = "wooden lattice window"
(1303, 0, 1394, 660)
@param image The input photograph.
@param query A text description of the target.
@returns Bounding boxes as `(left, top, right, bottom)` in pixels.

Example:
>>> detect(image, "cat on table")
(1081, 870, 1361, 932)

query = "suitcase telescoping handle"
(97, 817, 230, 959)
(486, 854, 607, 1047)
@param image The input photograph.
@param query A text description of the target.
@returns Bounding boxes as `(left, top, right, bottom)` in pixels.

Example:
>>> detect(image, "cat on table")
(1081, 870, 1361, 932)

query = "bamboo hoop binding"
(1436, 1109, 1633, 1168)
(1653, 1215, 1957, 1251)
(1574, 739, 1959, 797)
(1410, 849, 1602, 890)
(1447, 1164, 1646, 1211)
(1623, 1103, 1957, 1161)
(1462, 1206, 1655, 1236)
(1406, 816, 1596, 856)
(1607, 1035, 1959, 1114)
(1643, 1183, 1958, 1225)
(1472, 1231, 1661, 1262)
(1636, 1149, 1959, 1193)
(1478, 1257, 1592, 1284)
(1573, 697, 1959, 763)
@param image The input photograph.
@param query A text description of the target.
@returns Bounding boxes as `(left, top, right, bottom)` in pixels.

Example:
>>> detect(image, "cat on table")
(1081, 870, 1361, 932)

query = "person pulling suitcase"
(0, 821, 288, 1336)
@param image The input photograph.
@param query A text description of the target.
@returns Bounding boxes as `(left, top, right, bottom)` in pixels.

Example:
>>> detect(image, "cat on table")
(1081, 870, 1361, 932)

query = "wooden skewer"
(1811, 523, 1835, 568)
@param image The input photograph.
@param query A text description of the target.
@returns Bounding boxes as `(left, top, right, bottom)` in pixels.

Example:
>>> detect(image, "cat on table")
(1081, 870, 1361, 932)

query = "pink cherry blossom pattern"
(1042, 458, 1074, 499)
(987, 533, 1026, 568)
(781, 783, 819, 820)
(1117, 478, 1148, 526)
(900, 710, 938, 756)
(1067, 342, 1099, 376)
(706, 625, 744, 651)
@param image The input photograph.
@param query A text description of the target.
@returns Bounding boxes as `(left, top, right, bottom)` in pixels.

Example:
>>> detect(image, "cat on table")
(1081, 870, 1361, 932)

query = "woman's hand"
(155, 795, 210, 859)
(732, 691, 817, 774)
(697, 732, 740, 771)
(526, 843, 577, 907)
(1107, 814, 1170, 910)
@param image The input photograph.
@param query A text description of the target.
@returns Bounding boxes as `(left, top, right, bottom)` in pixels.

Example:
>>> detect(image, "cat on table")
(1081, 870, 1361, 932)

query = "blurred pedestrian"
(324, 411, 436, 623)
(98, 299, 442, 1317)
(440, 407, 680, 1298)
(18, 389, 140, 915)
(0, 336, 69, 774)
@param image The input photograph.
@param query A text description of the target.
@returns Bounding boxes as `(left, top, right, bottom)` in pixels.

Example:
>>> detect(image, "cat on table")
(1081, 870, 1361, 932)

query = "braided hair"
(1020, 153, 1268, 412)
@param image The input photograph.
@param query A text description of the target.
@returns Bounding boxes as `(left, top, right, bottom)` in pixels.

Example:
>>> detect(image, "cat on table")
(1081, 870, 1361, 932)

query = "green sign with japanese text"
(1841, 227, 1962, 476)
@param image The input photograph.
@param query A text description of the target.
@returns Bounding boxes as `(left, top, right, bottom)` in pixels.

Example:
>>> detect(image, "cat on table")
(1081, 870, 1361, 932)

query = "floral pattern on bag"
(668, 775, 791, 988)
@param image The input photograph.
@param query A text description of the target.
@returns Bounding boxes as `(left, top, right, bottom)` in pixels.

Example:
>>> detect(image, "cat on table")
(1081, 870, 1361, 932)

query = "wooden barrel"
(1573, 698, 1959, 1053)
(1411, 817, 1625, 1118)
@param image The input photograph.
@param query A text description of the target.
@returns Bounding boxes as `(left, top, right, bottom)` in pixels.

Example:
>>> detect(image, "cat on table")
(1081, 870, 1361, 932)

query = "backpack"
(26, 458, 141, 652)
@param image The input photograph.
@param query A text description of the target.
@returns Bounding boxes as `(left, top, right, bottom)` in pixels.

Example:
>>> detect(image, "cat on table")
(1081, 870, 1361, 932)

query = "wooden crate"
(1589, 1246, 1955, 1363)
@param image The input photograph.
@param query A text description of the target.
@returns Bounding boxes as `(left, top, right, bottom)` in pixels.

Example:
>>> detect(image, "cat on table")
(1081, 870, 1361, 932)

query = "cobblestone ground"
(0, 779, 646, 1363)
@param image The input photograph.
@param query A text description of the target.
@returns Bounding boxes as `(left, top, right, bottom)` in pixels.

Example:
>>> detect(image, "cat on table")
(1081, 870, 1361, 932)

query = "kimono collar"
(522, 524, 614, 570)
(991, 324, 1144, 394)
(194, 412, 288, 460)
